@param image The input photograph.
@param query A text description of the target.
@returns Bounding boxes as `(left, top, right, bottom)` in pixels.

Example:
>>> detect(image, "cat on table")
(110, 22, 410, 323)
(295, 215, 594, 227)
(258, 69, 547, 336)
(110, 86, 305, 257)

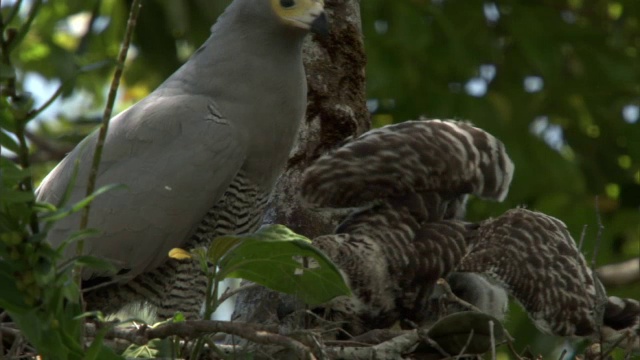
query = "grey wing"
(37, 94, 246, 281)
(301, 119, 514, 208)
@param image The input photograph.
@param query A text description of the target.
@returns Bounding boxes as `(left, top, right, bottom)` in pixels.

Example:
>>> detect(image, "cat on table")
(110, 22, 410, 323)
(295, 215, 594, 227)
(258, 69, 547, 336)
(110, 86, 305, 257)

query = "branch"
(24, 130, 70, 159)
(88, 320, 316, 360)
(4, 0, 24, 26)
(596, 258, 640, 287)
(324, 330, 420, 359)
(77, 0, 142, 274)
(217, 283, 261, 306)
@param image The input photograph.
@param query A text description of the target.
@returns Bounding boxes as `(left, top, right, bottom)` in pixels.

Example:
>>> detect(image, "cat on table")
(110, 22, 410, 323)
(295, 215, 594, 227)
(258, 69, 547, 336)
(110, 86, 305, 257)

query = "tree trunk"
(231, 0, 369, 328)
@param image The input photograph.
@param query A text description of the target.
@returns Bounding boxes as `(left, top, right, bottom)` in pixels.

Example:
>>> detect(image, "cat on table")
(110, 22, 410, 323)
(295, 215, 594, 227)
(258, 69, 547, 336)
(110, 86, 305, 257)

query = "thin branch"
(326, 330, 421, 359)
(218, 283, 261, 305)
(436, 278, 483, 313)
(591, 196, 608, 348)
(75, 0, 102, 55)
(23, 130, 69, 159)
(26, 84, 64, 119)
(578, 224, 588, 251)
(591, 197, 605, 270)
(4, 0, 24, 26)
(347, 329, 406, 345)
(26, 0, 105, 122)
(558, 348, 567, 360)
(455, 328, 474, 359)
(600, 329, 634, 359)
(418, 330, 451, 357)
(436, 278, 525, 359)
(6, 0, 42, 53)
(77, 0, 143, 269)
(490, 320, 496, 360)
(130, 320, 314, 360)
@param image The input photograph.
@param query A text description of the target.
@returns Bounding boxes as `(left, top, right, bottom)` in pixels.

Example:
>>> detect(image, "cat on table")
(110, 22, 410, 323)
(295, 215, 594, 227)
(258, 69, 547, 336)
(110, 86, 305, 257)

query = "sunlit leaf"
(168, 248, 191, 260)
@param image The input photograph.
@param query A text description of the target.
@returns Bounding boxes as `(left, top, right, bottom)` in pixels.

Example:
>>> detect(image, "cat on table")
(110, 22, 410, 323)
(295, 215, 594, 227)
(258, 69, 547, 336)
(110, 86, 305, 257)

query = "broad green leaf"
(207, 235, 242, 264)
(217, 225, 351, 305)
(426, 311, 505, 355)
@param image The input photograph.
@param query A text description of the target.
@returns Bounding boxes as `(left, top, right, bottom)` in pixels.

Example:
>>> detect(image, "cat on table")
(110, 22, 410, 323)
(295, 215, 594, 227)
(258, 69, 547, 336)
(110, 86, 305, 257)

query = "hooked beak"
(310, 12, 329, 37)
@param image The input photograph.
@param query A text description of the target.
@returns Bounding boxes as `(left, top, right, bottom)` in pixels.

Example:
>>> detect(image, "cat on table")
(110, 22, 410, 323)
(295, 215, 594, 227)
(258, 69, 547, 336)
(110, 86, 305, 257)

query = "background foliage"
(2, 0, 639, 357)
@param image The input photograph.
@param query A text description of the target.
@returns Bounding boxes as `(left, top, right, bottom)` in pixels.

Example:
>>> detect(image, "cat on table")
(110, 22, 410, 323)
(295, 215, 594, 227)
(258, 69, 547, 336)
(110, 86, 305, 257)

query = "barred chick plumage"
(459, 208, 640, 345)
(313, 197, 476, 335)
(302, 119, 639, 350)
(301, 119, 514, 209)
(302, 119, 514, 335)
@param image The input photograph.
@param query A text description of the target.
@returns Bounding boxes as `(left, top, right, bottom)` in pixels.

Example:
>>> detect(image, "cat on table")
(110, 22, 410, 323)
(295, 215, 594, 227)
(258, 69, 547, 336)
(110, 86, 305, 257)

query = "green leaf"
(84, 324, 124, 360)
(426, 311, 505, 355)
(0, 157, 32, 183)
(59, 278, 81, 303)
(72, 255, 117, 273)
(0, 263, 29, 313)
(0, 188, 35, 204)
(217, 225, 351, 305)
(40, 183, 126, 223)
(206, 235, 242, 264)
(58, 228, 101, 250)
(0, 129, 20, 152)
(122, 339, 164, 358)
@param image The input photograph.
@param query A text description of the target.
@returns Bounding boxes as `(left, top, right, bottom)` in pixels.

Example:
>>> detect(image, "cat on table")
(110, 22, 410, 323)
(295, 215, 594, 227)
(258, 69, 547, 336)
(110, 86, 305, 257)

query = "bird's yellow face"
(270, 0, 328, 35)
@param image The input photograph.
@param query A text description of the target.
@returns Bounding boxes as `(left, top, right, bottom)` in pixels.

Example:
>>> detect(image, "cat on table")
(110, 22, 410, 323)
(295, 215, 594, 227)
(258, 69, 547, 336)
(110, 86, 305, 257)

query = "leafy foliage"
(214, 225, 350, 305)
(2, 0, 638, 358)
(171, 225, 350, 312)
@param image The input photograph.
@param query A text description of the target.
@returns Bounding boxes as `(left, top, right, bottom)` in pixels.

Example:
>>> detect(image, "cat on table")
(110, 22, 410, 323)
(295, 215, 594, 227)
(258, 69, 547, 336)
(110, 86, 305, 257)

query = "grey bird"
(36, 0, 328, 319)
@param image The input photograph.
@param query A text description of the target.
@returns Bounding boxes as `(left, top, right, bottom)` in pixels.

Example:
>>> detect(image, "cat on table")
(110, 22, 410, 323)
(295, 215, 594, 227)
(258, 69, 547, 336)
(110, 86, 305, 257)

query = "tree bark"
(264, 0, 369, 238)
(231, 0, 369, 330)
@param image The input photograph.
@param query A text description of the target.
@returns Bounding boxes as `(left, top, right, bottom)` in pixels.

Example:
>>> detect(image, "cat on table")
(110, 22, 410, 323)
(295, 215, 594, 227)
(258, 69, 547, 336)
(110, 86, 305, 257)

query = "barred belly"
(84, 170, 270, 319)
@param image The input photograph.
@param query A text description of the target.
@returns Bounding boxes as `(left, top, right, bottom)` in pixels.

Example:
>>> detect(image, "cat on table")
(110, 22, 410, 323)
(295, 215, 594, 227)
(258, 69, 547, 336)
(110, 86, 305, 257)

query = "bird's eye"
(280, 0, 295, 8)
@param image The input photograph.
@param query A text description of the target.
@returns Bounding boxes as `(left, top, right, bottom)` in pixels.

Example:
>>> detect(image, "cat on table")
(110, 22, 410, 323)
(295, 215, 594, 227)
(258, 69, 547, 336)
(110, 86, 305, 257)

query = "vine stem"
(75, 0, 144, 283)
